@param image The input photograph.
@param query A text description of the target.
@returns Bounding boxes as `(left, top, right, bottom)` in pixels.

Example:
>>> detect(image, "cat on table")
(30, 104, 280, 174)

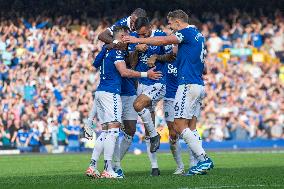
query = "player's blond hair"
(167, 10, 189, 23)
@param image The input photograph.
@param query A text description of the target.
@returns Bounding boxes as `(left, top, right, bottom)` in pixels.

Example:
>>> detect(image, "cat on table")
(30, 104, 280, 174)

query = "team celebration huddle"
(84, 8, 214, 179)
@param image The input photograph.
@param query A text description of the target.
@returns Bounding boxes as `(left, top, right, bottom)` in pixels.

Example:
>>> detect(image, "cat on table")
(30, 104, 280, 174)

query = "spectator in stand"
(26, 122, 40, 152)
(0, 119, 11, 148)
(261, 37, 276, 58)
(207, 32, 223, 54)
(51, 119, 59, 152)
(242, 26, 252, 47)
(272, 26, 284, 62)
(40, 126, 52, 153)
(57, 119, 67, 152)
(270, 120, 284, 139)
(16, 126, 30, 152)
(251, 26, 263, 49)
(221, 30, 232, 50)
(133, 121, 145, 144)
(64, 119, 81, 152)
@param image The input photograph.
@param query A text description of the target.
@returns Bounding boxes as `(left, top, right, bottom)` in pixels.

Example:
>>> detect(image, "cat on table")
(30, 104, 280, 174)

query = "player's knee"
(133, 100, 144, 112)
(108, 127, 120, 138)
(173, 121, 184, 135)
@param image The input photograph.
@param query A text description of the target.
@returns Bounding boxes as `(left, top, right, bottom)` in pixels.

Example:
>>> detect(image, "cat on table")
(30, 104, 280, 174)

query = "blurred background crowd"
(0, 0, 283, 152)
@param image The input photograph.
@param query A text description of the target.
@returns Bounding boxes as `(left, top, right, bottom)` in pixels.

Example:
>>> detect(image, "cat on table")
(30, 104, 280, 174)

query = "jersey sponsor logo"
(167, 64, 177, 76)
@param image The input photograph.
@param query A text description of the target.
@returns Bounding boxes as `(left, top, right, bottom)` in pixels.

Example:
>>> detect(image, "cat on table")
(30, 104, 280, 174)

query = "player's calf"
(168, 123, 184, 174)
(134, 95, 160, 152)
(103, 124, 120, 175)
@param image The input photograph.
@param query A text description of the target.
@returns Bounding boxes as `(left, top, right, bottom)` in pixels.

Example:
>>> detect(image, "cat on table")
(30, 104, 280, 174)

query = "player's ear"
(176, 19, 180, 27)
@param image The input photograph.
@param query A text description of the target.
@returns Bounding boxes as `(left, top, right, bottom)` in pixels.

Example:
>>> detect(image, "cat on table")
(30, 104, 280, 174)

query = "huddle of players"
(85, 8, 214, 179)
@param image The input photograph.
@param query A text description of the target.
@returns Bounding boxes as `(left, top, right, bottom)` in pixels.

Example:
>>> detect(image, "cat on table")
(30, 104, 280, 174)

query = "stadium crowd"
(0, 4, 283, 152)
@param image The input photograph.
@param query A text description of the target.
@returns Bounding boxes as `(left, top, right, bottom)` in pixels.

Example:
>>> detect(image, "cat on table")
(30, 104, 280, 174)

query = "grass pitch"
(0, 151, 284, 189)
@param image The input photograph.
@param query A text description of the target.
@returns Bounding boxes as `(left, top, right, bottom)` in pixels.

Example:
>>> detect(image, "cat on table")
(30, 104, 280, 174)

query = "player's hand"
(147, 55, 157, 67)
(135, 44, 148, 52)
(147, 67, 162, 80)
(122, 36, 139, 43)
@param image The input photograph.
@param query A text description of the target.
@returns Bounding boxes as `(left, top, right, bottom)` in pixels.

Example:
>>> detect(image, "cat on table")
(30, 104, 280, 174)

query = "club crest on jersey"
(165, 112, 169, 118)
(140, 54, 149, 64)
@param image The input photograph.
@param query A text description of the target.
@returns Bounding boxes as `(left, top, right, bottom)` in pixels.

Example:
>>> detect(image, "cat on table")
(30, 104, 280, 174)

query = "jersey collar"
(150, 30, 156, 37)
(127, 16, 131, 30)
(186, 25, 196, 28)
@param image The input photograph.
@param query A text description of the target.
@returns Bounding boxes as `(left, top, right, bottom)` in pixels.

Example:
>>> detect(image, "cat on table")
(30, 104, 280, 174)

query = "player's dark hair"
(134, 17, 150, 31)
(132, 8, 147, 18)
(113, 25, 130, 38)
(167, 9, 189, 23)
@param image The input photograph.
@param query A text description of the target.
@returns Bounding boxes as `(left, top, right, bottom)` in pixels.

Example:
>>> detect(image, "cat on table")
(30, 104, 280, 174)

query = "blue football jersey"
(29, 129, 40, 145)
(17, 129, 29, 144)
(94, 47, 136, 96)
(174, 25, 205, 86)
(108, 16, 131, 35)
(96, 49, 127, 94)
(128, 30, 172, 86)
(121, 77, 136, 96)
(165, 60, 178, 99)
(251, 33, 262, 48)
(67, 125, 81, 141)
(120, 49, 137, 97)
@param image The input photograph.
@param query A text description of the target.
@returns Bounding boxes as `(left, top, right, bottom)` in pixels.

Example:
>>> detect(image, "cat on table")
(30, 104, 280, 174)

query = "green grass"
(0, 151, 284, 189)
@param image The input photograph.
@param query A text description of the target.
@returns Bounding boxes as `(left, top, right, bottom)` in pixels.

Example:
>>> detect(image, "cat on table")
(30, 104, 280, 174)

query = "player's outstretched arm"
(123, 35, 179, 46)
(115, 61, 162, 80)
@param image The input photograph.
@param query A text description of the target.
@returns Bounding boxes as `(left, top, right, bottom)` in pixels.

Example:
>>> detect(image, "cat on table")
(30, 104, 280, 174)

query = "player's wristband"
(113, 40, 119, 44)
(141, 72, 148, 78)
